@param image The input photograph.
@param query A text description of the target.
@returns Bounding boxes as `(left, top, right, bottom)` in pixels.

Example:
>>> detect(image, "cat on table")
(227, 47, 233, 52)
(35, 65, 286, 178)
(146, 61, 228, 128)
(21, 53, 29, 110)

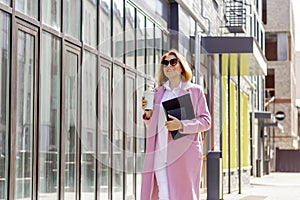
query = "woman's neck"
(169, 77, 182, 89)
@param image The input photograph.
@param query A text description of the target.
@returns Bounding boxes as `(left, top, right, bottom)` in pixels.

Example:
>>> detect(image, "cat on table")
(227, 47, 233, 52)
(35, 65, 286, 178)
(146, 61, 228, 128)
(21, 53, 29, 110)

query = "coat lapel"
(178, 81, 193, 96)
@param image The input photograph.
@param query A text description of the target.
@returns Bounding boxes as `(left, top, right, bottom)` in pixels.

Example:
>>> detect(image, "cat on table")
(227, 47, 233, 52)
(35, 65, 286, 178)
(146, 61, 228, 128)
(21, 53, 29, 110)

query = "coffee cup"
(143, 90, 154, 110)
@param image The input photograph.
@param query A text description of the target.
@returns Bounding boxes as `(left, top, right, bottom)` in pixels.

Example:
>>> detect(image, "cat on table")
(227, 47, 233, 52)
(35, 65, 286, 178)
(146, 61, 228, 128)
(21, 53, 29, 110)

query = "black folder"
(162, 93, 195, 140)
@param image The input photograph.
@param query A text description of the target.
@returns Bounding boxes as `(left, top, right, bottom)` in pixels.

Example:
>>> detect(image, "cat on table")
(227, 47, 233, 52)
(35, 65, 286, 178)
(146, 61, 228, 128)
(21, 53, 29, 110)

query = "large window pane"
(154, 27, 163, 76)
(112, 66, 124, 200)
(163, 32, 169, 54)
(136, 76, 146, 199)
(146, 19, 154, 77)
(64, 0, 81, 40)
(155, 27, 163, 76)
(136, 12, 145, 73)
(125, 3, 135, 67)
(0, 0, 10, 6)
(16, 0, 38, 19)
(178, 7, 195, 64)
(15, 30, 35, 199)
(100, 0, 111, 57)
(39, 32, 61, 200)
(99, 65, 111, 200)
(64, 51, 78, 200)
(125, 75, 135, 199)
(113, 0, 124, 61)
(81, 51, 97, 199)
(83, 0, 97, 48)
(0, 11, 10, 200)
(42, 0, 61, 31)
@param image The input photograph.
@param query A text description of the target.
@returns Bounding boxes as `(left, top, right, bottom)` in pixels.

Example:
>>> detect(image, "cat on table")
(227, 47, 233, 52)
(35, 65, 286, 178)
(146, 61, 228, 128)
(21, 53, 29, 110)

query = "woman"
(140, 49, 211, 200)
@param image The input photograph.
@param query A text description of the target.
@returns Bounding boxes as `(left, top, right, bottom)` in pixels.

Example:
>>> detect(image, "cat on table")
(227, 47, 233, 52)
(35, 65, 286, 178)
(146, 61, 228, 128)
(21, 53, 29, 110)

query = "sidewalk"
(221, 172, 300, 200)
(201, 172, 300, 200)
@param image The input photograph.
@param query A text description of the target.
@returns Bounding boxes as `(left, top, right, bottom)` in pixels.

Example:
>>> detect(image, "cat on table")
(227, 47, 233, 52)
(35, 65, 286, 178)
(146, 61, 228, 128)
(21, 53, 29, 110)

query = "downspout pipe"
(201, 0, 212, 151)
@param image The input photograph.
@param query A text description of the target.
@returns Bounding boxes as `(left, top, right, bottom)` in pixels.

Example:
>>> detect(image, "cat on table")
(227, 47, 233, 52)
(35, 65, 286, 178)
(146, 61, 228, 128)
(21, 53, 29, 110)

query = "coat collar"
(153, 81, 193, 103)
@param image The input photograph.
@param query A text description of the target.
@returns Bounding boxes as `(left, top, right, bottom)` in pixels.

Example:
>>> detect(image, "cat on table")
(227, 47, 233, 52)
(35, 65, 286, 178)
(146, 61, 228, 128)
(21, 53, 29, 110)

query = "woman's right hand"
(142, 97, 152, 119)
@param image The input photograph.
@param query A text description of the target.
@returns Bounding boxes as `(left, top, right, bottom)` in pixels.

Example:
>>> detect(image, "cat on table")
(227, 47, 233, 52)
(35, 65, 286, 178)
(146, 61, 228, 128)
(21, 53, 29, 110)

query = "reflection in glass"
(146, 19, 154, 77)
(83, 0, 97, 48)
(64, 51, 78, 200)
(136, 76, 146, 198)
(163, 32, 169, 54)
(81, 51, 97, 199)
(64, 0, 81, 40)
(0, 11, 10, 200)
(100, 66, 110, 199)
(136, 11, 145, 72)
(42, 0, 61, 30)
(15, 30, 35, 199)
(100, 0, 111, 56)
(125, 76, 135, 199)
(125, 3, 135, 67)
(113, 0, 124, 61)
(112, 66, 124, 200)
(16, 0, 38, 19)
(155, 27, 163, 75)
(39, 32, 61, 200)
(0, 0, 10, 6)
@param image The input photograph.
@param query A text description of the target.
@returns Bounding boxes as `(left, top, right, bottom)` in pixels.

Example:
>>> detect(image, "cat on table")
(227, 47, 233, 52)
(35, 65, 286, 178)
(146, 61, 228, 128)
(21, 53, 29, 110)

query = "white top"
(154, 81, 182, 170)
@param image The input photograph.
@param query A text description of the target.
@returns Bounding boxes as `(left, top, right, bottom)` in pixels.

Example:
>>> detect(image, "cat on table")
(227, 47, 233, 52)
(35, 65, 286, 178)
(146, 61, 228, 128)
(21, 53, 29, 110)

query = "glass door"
(61, 44, 81, 200)
(11, 22, 38, 200)
(0, 11, 10, 200)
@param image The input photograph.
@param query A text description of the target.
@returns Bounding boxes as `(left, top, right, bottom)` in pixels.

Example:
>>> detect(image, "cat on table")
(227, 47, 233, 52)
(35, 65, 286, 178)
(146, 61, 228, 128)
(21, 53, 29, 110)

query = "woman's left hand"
(165, 115, 183, 131)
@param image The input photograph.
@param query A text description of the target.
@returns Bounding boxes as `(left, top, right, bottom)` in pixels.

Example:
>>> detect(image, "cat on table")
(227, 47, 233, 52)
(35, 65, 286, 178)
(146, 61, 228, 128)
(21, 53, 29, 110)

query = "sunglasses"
(161, 58, 178, 67)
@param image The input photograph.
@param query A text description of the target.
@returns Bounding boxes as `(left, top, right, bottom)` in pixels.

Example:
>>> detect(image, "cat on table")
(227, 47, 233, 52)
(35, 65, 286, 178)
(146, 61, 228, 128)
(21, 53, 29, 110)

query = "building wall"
(296, 52, 300, 105)
(265, 0, 291, 32)
(264, 0, 298, 150)
(296, 52, 300, 148)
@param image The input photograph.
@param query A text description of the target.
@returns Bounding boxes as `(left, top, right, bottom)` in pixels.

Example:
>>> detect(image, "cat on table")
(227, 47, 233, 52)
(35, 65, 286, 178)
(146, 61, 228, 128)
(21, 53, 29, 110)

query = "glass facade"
(81, 51, 97, 198)
(125, 3, 135, 67)
(83, 0, 97, 48)
(125, 73, 135, 199)
(16, 0, 38, 19)
(113, 0, 124, 61)
(15, 30, 35, 199)
(64, 0, 81, 40)
(136, 11, 145, 72)
(64, 48, 79, 200)
(100, 0, 111, 57)
(39, 32, 61, 199)
(146, 18, 154, 77)
(99, 64, 111, 199)
(0, 0, 9, 6)
(42, 0, 61, 31)
(112, 65, 124, 200)
(0, 10, 10, 200)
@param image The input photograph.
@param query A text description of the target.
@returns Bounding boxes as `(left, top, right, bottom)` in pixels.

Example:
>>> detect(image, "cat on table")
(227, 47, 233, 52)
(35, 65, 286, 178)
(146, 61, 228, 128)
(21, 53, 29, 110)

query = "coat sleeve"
(180, 87, 211, 134)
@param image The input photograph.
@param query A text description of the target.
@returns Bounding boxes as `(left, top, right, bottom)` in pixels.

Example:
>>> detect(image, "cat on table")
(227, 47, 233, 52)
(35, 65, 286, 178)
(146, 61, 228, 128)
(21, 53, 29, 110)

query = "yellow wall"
(222, 76, 250, 170)
(222, 77, 227, 168)
(230, 81, 237, 169)
(242, 92, 249, 167)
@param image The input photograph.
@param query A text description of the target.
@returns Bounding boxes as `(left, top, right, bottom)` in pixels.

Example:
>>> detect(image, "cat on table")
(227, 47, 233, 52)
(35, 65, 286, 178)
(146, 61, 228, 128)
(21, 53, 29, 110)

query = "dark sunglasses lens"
(161, 60, 169, 66)
(161, 59, 178, 67)
(170, 59, 177, 66)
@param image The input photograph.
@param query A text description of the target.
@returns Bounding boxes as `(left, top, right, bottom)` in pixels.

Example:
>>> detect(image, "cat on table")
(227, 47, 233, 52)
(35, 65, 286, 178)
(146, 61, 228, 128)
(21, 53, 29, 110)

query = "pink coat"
(140, 81, 211, 200)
